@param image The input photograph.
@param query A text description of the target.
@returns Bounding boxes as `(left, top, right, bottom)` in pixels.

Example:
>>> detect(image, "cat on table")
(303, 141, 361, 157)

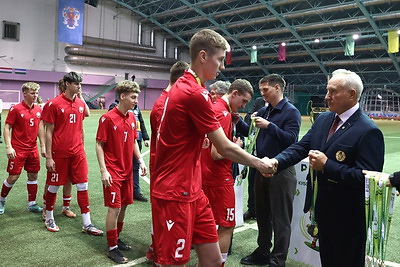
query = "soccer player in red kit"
(146, 61, 189, 264)
(201, 79, 253, 265)
(151, 29, 273, 267)
(0, 82, 45, 214)
(96, 80, 147, 264)
(42, 71, 103, 235)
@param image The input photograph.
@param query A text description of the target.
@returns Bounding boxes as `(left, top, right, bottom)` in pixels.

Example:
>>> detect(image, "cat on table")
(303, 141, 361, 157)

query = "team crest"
(78, 106, 84, 113)
(101, 117, 106, 123)
(21, 114, 24, 118)
(201, 90, 209, 101)
(131, 122, 136, 130)
(222, 111, 229, 117)
(36, 112, 41, 118)
(62, 6, 80, 30)
(61, 108, 64, 113)
(114, 125, 118, 130)
(336, 150, 346, 162)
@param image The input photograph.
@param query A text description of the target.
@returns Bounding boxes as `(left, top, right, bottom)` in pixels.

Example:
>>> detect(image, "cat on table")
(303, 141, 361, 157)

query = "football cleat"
(61, 208, 76, 218)
(82, 224, 103, 236)
(28, 203, 43, 213)
(0, 201, 5, 214)
(45, 219, 59, 232)
(108, 248, 128, 264)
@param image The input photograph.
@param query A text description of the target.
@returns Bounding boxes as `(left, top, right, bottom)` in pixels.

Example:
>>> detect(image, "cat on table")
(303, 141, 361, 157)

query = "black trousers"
(254, 166, 297, 266)
(318, 221, 366, 267)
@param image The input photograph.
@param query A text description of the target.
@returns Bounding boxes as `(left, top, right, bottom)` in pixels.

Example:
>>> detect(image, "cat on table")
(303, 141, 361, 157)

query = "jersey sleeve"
(42, 101, 56, 124)
(96, 115, 109, 143)
(5, 106, 17, 126)
(187, 89, 220, 135)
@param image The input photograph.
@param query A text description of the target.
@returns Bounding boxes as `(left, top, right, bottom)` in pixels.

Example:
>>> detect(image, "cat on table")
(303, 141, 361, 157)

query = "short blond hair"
(189, 29, 229, 62)
(21, 82, 40, 92)
(115, 80, 141, 99)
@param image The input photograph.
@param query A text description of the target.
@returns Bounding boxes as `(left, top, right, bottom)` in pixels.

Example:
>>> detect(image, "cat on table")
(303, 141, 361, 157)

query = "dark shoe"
(118, 239, 132, 251)
(134, 193, 148, 202)
(243, 210, 256, 221)
(240, 250, 270, 265)
(107, 248, 128, 264)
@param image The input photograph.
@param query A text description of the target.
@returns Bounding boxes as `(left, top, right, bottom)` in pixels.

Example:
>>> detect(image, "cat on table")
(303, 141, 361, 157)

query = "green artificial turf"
(0, 110, 399, 266)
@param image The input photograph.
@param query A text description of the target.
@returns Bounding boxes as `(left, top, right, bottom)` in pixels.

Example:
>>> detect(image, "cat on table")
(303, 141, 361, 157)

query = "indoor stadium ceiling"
(110, 0, 400, 94)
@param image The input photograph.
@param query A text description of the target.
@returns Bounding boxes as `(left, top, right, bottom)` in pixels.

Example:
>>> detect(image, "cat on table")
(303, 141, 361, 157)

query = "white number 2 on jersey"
(175, 239, 185, 259)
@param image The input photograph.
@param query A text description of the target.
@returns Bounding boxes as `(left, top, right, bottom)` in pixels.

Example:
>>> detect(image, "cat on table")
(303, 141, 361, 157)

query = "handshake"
(257, 157, 278, 177)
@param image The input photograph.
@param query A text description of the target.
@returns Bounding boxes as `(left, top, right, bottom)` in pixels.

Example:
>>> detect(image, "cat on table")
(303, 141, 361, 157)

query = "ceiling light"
(397, 29, 400, 35)
(281, 42, 286, 47)
(352, 34, 360, 40)
(252, 45, 257, 50)
(314, 38, 320, 43)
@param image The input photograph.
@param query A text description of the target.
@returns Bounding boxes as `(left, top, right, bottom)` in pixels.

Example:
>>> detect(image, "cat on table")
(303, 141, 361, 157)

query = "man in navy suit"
(268, 69, 384, 267)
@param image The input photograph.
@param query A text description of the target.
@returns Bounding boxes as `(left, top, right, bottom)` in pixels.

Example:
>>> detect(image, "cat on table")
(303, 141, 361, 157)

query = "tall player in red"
(201, 79, 253, 265)
(0, 82, 45, 214)
(96, 80, 147, 264)
(42, 71, 103, 235)
(151, 29, 273, 267)
(146, 60, 189, 264)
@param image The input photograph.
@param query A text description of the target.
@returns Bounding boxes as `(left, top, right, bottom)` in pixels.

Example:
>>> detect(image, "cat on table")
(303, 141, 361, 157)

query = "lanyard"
(187, 68, 202, 86)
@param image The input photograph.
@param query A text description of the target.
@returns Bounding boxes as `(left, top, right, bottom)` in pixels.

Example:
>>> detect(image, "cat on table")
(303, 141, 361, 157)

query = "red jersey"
(152, 71, 220, 202)
(42, 93, 86, 158)
(5, 101, 42, 152)
(201, 98, 234, 186)
(96, 107, 138, 181)
(149, 89, 168, 175)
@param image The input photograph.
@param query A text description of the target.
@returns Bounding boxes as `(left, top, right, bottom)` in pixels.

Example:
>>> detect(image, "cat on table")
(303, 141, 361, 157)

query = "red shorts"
(152, 192, 218, 265)
(103, 178, 133, 208)
(7, 150, 40, 175)
(46, 153, 88, 185)
(203, 185, 236, 228)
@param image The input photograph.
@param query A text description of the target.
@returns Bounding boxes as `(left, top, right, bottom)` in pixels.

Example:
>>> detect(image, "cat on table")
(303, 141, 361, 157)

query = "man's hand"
(258, 157, 278, 177)
(144, 140, 150, 147)
(254, 116, 270, 129)
(202, 137, 210, 149)
(138, 158, 147, 177)
(101, 170, 112, 187)
(46, 158, 56, 172)
(233, 136, 243, 148)
(6, 147, 16, 159)
(308, 150, 328, 171)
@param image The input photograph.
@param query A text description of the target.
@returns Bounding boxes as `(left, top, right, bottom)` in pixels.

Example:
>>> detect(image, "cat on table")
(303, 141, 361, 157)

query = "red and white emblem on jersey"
(61, 108, 64, 113)
(101, 117, 106, 123)
(78, 106, 84, 113)
(113, 125, 118, 130)
(21, 113, 24, 118)
(222, 111, 229, 117)
(131, 122, 135, 130)
(201, 90, 209, 102)
(36, 112, 41, 118)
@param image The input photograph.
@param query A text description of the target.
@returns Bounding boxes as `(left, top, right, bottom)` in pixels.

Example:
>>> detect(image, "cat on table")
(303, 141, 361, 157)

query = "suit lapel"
(322, 109, 362, 151)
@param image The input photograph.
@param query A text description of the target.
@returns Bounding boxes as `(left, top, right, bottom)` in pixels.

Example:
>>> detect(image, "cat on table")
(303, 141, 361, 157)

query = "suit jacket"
(275, 108, 384, 231)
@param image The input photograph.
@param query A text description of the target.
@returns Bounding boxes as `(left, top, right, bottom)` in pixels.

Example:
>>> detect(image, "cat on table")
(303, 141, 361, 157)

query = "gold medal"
(336, 150, 346, 162)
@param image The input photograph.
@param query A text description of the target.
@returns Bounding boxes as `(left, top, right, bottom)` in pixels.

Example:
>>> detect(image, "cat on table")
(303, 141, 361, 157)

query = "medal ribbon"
(238, 118, 260, 185)
(364, 172, 396, 266)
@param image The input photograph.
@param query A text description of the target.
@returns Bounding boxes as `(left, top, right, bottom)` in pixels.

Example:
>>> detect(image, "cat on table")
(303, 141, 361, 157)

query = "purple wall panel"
(145, 79, 169, 89)
(141, 88, 164, 110)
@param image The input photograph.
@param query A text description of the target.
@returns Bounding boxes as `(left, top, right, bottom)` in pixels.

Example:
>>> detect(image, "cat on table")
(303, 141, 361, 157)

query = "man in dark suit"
(268, 69, 384, 267)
